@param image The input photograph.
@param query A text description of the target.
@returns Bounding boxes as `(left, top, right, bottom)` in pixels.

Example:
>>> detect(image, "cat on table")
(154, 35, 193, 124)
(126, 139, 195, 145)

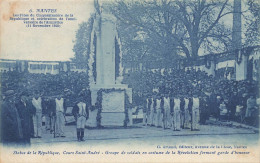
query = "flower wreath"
(95, 88, 131, 128)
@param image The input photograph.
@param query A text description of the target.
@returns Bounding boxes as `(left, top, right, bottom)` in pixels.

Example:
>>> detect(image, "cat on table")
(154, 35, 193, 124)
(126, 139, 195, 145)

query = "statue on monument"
(86, 0, 132, 127)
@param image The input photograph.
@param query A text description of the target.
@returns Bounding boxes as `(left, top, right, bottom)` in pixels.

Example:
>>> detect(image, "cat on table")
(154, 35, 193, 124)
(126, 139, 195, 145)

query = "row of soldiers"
(1, 89, 90, 145)
(142, 93, 209, 131)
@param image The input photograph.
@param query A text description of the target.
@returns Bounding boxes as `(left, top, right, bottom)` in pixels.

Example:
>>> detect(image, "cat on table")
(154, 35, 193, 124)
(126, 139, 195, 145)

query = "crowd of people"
(123, 68, 259, 127)
(0, 70, 91, 145)
(0, 66, 259, 145)
(0, 70, 89, 100)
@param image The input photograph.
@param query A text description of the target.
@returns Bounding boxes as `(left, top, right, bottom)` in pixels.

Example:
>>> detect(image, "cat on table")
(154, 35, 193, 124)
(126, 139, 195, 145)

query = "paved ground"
(31, 122, 258, 145)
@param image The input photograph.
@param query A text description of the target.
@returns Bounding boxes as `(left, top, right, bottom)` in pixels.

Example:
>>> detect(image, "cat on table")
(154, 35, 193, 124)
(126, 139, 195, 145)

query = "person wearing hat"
(1, 90, 23, 145)
(15, 91, 32, 145)
(72, 95, 89, 142)
(54, 94, 66, 137)
(31, 91, 43, 138)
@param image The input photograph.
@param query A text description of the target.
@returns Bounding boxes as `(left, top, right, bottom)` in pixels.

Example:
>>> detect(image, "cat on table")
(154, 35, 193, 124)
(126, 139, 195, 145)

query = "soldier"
(147, 96, 153, 126)
(145, 95, 152, 126)
(191, 94, 200, 131)
(170, 92, 175, 130)
(142, 95, 148, 126)
(180, 95, 185, 129)
(155, 95, 162, 127)
(173, 95, 181, 131)
(54, 94, 66, 137)
(32, 91, 43, 138)
(163, 93, 171, 129)
(183, 95, 191, 129)
(151, 94, 156, 126)
(73, 96, 89, 142)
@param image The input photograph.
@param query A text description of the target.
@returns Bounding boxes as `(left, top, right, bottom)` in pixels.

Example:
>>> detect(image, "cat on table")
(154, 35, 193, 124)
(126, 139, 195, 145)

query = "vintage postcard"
(0, 0, 259, 162)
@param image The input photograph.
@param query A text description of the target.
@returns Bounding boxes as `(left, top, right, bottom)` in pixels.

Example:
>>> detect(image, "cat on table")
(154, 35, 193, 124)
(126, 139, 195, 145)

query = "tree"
(111, 0, 180, 68)
(72, 15, 94, 69)
(110, 0, 233, 61)
(174, 0, 233, 58)
(244, 0, 259, 46)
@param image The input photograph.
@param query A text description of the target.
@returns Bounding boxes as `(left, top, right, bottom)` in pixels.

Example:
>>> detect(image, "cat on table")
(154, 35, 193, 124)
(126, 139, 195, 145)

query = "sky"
(0, 0, 251, 61)
(0, 0, 94, 61)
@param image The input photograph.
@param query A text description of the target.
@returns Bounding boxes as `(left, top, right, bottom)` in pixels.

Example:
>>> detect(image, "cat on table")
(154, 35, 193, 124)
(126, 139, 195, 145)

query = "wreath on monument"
(92, 33, 97, 83)
(96, 90, 103, 128)
(95, 88, 131, 128)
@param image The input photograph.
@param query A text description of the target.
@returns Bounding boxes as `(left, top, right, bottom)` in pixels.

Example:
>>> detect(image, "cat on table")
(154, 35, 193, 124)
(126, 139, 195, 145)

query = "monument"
(86, 0, 132, 127)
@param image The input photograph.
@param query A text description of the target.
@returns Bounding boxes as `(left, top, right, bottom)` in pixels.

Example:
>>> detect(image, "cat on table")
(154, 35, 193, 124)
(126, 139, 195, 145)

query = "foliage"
(72, 15, 94, 68)
(110, 0, 233, 65)
(244, 0, 260, 46)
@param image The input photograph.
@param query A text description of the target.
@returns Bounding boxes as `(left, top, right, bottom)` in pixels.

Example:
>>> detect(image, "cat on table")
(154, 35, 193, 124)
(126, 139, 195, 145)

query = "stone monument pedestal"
(86, 1, 132, 127)
(88, 84, 132, 127)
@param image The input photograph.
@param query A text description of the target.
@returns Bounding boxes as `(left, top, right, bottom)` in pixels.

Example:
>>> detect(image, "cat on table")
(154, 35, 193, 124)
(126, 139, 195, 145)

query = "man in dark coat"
(199, 95, 209, 125)
(42, 97, 55, 132)
(227, 92, 239, 121)
(1, 90, 23, 145)
(15, 92, 32, 145)
(209, 91, 218, 119)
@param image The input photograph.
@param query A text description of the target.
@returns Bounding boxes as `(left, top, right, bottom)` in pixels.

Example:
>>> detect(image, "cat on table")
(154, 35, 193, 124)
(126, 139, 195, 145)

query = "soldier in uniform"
(183, 95, 191, 129)
(173, 95, 181, 131)
(31, 91, 43, 138)
(73, 96, 89, 142)
(191, 93, 200, 131)
(170, 92, 175, 130)
(54, 94, 66, 137)
(144, 94, 152, 126)
(155, 95, 162, 127)
(163, 93, 171, 129)
(142, 95, 148, 126)
(180, 95, 185, 129)
(147, 95, 153, 126)
(151, 94, 156, 126)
